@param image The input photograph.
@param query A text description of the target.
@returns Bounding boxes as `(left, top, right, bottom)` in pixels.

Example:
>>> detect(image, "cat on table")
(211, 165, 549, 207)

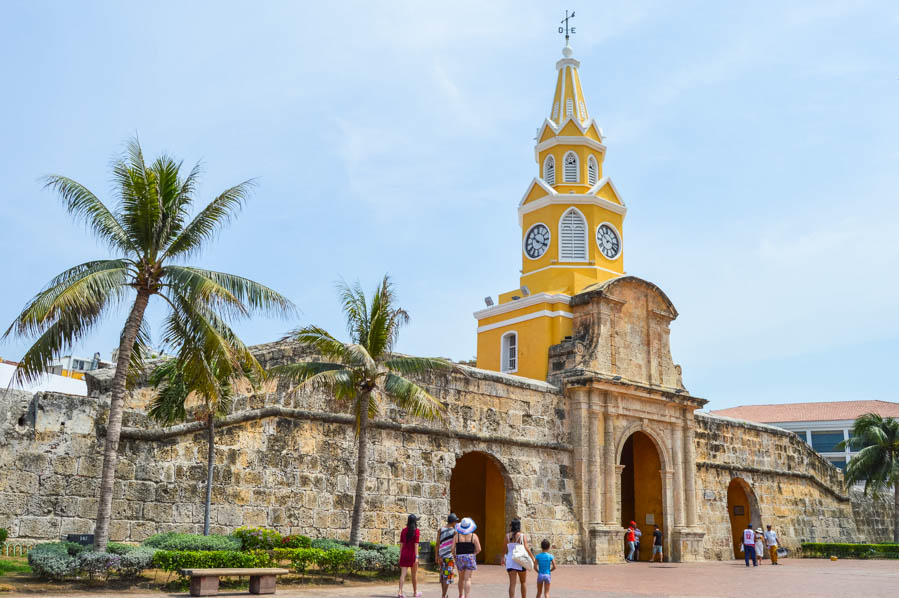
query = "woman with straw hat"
(452, 517, 481, 598)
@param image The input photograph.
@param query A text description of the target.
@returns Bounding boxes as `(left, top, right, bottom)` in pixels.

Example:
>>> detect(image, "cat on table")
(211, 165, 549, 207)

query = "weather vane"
(559, 9, 576, 43)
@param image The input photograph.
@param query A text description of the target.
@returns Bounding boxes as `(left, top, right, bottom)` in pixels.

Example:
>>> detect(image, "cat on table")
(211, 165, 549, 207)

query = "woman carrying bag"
(505, 518, 537, 598)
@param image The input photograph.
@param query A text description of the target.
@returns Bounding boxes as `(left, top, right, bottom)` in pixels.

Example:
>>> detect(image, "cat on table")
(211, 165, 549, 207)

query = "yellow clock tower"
(475, 42, 626, 380)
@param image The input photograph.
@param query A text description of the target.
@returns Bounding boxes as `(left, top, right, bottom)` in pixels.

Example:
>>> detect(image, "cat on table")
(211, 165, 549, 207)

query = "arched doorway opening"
(619, 431, 664, 562)
(727, 477, 761, 558)
(450, 452, 508, 564)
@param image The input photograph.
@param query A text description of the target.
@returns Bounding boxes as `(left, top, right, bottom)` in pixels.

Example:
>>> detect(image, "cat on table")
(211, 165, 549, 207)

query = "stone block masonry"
(0, 339, 893, 561)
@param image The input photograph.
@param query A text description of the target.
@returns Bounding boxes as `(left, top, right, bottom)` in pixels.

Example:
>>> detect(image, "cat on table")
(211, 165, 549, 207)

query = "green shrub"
(119, 546, 158, 577)
(280, 534, 312, 549)
(152, 549, 274, 573)
(28, 542, 84, 580)
(106, 542, 135, 555)
(0, 528, 8, 544)
(801, 542, 899, 559)
(319, 548, 355, 575)
(310, 538, 346, 552)
(351, 549, 383, 572)
(233, 527, 283, 551)
(286, 548, 325, 573)
(77, 551, 122, 580)
(142, 532, 241, 552)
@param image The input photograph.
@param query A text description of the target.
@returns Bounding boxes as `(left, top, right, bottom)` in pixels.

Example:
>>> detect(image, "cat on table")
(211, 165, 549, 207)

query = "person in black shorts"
(651, 524, 663, 562)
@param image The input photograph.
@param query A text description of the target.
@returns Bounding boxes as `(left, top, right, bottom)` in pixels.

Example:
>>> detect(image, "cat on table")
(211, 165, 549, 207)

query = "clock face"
(596, 224, 621, 259)
(524, 223, 551, 259)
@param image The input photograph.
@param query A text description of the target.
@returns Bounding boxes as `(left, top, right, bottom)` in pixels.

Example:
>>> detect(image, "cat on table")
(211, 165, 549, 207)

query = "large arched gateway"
(619, 431, 665, 561)
(449, 452, 511, 564)
(727, 477, 761, 558)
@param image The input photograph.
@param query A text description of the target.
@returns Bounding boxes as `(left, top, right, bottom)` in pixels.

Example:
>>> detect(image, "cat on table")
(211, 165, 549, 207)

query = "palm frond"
(114, 137, 159, 253)
(163, 266, 294, 320)
(284, 325, 364, 365)
(383, 373, 445, 421)
(384, 356, 455, 377)
(3, 260, 131, 339)
(338, 279, 375, 343)
(163, 179, 256, 260)
(41, 176, 135, 253)
(269, 361, 347, 387)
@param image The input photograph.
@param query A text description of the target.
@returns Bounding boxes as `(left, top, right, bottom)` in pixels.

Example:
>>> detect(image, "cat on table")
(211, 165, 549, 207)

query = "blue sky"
(1, 1, 897, 409)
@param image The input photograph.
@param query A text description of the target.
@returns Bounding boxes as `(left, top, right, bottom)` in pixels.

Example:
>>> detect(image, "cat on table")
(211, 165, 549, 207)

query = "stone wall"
(0, 340, 894, 562)
(0, 349, 583, 563)
(850, 488, 895, 544)
(693, 413, 858, 560)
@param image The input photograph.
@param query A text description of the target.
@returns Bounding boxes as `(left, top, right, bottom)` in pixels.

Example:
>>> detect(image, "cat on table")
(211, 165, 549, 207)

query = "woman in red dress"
(397, 514, 421, 598)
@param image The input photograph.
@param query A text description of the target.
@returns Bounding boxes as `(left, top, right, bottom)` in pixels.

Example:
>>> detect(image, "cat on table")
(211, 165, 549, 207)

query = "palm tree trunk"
(204, 415, 215, 536)
(893, 481, 899, 543)
(93, 290, 151, 551)
(348, 395, 371, 546)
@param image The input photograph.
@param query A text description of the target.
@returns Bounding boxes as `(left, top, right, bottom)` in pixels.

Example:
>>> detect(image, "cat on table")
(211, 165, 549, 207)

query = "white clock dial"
(524, 223, 551, 259)
(596, 223, 621, 259)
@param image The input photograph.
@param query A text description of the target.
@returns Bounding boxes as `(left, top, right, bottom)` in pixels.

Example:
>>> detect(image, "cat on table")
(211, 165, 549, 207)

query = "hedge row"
(28, 542, 158, 581)
(801, 543, 899, 559)
(151, 546, 397, 575)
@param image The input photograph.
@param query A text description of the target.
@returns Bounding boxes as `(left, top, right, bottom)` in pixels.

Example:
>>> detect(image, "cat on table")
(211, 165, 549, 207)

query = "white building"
(0, 360, 87, 396)
(710, 400, 899, 470)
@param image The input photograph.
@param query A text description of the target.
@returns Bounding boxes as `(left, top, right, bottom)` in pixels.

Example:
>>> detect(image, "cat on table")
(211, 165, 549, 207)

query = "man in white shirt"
(742, 524, 757, 567)
(634, 526, 643, 561)
(764, 525, 780, 565)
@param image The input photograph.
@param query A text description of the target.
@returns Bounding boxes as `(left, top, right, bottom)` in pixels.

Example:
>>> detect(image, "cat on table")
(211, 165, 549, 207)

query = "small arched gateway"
(727, 477, 762, 558)
(449, 451, 512, 564)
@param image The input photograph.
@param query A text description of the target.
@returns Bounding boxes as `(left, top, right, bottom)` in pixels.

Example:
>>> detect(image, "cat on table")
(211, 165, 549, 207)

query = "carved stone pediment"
(549, 276, 686, 391)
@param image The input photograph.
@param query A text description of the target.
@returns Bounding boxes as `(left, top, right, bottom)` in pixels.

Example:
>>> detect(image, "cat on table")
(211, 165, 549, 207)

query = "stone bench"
(180, 568, 290, 596)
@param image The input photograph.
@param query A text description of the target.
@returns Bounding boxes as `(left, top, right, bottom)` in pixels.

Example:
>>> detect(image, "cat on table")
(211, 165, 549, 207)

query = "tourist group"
(396, 514, 556, 598)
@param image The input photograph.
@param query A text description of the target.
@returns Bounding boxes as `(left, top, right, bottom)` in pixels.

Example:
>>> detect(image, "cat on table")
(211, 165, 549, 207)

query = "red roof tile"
(710, 400, 899, 424)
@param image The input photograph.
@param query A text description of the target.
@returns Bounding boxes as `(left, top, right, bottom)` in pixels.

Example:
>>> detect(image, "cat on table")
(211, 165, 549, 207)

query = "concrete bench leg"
(249, 574, 277, 594)
(190, 575, 220, 596)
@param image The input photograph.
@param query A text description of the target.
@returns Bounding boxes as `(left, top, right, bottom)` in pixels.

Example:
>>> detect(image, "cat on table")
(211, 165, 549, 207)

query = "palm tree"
(148, 341, 262, 535)
(3, 138, 294, 550)
(836, 414, 899, 542)
(272, 275, 452, 545)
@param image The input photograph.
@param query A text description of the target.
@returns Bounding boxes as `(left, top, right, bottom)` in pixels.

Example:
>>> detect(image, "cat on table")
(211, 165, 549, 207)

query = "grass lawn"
(0, 556, 31, 576)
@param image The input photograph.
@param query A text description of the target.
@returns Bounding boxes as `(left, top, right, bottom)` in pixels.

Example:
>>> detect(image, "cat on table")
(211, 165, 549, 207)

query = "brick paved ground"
(12, 560, 899, 598)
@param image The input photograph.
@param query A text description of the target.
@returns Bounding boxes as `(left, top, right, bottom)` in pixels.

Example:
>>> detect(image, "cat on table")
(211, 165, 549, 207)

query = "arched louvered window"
(501, 332, 518, 373)
(579, 101, 587, 121)
(587, 155, 598, 186)
(563, 151, 578, 182)
(552, 102, 560, 121)
(566, 99, 574, 117)
(543, 155, 555, 185)
(559, 208, 587, 261)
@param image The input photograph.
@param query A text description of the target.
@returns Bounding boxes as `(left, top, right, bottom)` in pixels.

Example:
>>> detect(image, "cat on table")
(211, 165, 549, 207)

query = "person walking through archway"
(397, 514, 421, 598)
(742, 523, 757, 567)
(453, 517, 481, 598)
(437, 513, 459, 598)
(505, 518, 537, 598)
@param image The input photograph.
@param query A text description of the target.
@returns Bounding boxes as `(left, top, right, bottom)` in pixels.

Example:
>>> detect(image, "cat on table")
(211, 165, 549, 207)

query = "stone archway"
(727, 477, 761, 558)
(450, 451, 510, 564)
(619, 431, 664, 561)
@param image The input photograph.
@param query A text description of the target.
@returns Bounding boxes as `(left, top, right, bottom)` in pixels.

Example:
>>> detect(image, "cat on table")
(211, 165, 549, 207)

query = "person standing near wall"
(453, 517, 481, 598)
(625, 522, 637, 562)
(634, 524, 643, 561)
(398, 514, 421, 598)
(742, 524, 757, 567)
(651, 524, 663, 563)
(764, 525, 780, 565)
(437, 513, 459, 598)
